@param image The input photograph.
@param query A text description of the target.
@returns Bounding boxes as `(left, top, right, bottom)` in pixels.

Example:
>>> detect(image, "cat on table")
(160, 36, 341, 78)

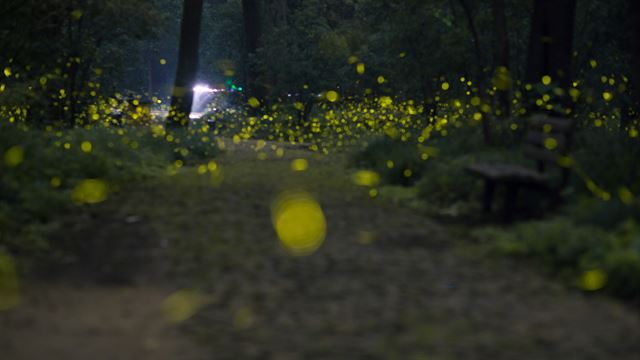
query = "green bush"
(351, 136, 425, 186)
(0, 123, 219, 258)
(473, 218, 640, 299)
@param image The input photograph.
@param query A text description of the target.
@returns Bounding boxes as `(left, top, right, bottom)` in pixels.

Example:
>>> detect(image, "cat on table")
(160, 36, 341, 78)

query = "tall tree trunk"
(458, 0, 492, 144)
(168, 0, 204, 127)
(525, 0, 577, 92)
(242, 0, 264, 99)
(492, 0, 511, 119)
(631, 1, 640, 110)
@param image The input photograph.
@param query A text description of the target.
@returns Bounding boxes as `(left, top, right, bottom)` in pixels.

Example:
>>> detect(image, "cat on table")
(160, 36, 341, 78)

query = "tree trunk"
(458, 0, 492, 145)
(631, 1, 640, 110)
(168, 0, 204, 127)
(492, 0, 511, 119)
(242, 0, 264, 99)
(525, 0, 577, 91)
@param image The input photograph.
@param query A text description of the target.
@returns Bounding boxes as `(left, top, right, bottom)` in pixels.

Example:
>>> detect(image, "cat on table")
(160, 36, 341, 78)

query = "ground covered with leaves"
(1, 139, 638, 360)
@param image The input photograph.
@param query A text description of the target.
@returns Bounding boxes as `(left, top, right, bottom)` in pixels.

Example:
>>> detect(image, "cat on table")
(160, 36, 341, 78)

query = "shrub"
(473, 218, 640, 299)
(0, 123, 219, 258)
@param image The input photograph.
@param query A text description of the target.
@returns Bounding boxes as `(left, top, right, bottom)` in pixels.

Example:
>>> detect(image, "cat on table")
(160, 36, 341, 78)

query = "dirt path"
(2, 140, 639, 359)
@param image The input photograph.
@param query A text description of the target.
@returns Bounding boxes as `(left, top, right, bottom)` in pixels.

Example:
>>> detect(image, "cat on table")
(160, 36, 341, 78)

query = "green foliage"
(351, 137, 424, 186)
(473, 218, 640, 299)
(0, 123, 219, 258)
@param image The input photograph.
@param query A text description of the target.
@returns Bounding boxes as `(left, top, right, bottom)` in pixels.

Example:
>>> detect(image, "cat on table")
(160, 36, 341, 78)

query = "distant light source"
(193, 84, 224, 93)
(193, 84, 215, 93)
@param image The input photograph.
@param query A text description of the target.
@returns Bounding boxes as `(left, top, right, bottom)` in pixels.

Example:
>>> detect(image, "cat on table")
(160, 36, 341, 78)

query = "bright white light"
(193, 84, 215, 93)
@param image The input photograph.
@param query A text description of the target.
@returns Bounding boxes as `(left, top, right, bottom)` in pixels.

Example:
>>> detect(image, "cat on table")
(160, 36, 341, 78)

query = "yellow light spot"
(386, 160, 394, 169)
(271, 191, 326, 256)
(358, 231, 375, 244)
(356, 62, 365, 75)
(347, 55, 359, 64)
(557, 156, 574, 168)
(589, 59, 598, 68)
(619, 187, 634, 205)
(544, 137, 558, 150)
(0, 252, 21, 311)
(492, 66, 512, 90)
(470, 97, 481, 106)
(207, 161, 218, 172)
(541, 75, 552, 85)
(602, 92, 613, 102)
(369, 188, 378, 198)
(291, 158, 309, 172)
(162, 289, 208, 323)
(160, 58, 167, 65)
(326, 91, 339, 102)
(80, 141, 92, 153)
(352, 170, 380, 187)
(72, 179, 108, 204)
(377, 76, 386, 84)
(71, 9, 83, 20)
(378, 96, 393, 107)
(197, 165, 207, 175)
(580, 269, 607, 291)
(50, 177, 62, 188)
(3, 67, 11, 77)
(255, 139, 267, 151)
(248, 97, 260, 108)
(441, 82, 450, 91)
(403, 169, 412, 178)
(473, 112, 483, 121)
(3, 146, 24, 167)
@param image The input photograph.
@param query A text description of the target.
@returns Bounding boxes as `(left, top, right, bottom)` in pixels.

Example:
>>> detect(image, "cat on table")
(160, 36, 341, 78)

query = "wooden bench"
(466, 114, 575, 222)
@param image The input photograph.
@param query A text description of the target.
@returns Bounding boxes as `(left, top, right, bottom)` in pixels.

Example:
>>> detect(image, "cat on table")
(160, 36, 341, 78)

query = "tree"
(242, 0, 264, 98)
(525, 0, 577, 91)
(168, 0, 204, 127)
(492, 0, 511, 119)
(631, 0, 640, 110)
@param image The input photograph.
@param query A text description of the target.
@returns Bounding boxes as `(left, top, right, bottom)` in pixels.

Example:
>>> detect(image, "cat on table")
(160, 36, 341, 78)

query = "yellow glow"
(271, 191, 326, 256)
(356, 62, 365, 75)
(441, 82, 450, 91)
(291, 158, 309, 171)
(580, 269, 607, 291)
(248, 97, 261, 108)
(544, 138, 558, 150)
(326, 91, 339, 102)
(162, 289, 208, 323)
(619, 187, 634, 205)
(72, 179, 108, 204)
(352, 170, 380, 187)
(3, 146, 24, 167)
(80, 141, 92, 153)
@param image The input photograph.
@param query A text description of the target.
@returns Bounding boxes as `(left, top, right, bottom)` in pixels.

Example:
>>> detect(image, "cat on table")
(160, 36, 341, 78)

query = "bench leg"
(503, 183, 518, 223)
(483, 181, 495, 214)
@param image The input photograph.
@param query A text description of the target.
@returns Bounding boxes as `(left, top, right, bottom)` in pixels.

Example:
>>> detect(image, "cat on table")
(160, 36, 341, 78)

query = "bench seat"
(466, 163, 550, 187)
